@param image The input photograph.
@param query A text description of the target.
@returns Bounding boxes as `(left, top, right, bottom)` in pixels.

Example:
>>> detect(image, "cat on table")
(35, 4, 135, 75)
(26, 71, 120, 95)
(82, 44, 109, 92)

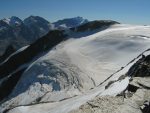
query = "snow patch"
(100, 77, 129, 96)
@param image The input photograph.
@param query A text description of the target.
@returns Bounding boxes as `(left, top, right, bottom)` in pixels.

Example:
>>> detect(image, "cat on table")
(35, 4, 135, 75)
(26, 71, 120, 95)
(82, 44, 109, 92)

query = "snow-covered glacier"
(1, 24, 150, 113)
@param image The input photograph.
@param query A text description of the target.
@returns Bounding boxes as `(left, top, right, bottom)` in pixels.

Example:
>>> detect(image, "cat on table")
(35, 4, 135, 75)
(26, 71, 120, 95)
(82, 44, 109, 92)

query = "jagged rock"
(127, 84, 139, 93)
(127, 55, 150, 77)
(140, 101, 150, 113)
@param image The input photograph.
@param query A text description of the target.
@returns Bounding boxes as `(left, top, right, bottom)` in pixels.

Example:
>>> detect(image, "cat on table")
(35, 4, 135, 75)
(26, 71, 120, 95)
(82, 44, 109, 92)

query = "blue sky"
(0, 0, 150, 24)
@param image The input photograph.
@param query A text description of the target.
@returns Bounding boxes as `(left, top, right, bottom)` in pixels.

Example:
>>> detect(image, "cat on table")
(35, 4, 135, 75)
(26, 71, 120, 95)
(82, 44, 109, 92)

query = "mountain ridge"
(0, 16, 90, 56)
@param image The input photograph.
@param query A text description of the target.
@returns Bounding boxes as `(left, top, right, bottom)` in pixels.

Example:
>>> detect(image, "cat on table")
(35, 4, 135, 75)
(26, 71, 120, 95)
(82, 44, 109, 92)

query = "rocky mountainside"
(0, 16, 89, 60)
(0, 17, 29, 55)
(0, 16, 53, 56)
(0, 22, 150, 113)
(24, 16, 54, 41)
(0, 18, 117, 62)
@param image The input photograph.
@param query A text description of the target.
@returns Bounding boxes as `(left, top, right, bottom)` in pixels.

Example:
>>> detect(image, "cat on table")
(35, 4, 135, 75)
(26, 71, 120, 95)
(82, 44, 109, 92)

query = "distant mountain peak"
(24, 15, 50, 25)
(0, 15, 52, 55)
(71, 16, 87, 20)
(2, 16, 23, 26)
(25, 15, 44, 21)
(53, 16, 89, 29)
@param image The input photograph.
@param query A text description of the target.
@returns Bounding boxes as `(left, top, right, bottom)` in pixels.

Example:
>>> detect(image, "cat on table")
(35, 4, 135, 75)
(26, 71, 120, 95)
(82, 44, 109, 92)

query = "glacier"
(1, 24, 150, 113)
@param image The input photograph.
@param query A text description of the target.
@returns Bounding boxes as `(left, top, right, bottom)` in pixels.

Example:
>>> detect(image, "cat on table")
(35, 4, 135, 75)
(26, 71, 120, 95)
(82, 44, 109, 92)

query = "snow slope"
(2, 24, 150, 113)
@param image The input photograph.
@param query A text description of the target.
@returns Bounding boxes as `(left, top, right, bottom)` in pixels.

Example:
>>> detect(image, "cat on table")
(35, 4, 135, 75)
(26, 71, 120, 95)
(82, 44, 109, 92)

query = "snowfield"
(1, 24, 150, 113)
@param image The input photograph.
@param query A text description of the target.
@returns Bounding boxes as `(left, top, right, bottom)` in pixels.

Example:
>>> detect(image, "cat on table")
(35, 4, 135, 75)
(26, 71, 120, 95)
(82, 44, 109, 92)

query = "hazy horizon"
(0, 0, 150, 25)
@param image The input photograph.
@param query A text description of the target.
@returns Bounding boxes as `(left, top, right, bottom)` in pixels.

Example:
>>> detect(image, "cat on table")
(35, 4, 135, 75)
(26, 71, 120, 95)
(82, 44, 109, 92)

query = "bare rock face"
(127, 54, 150, 77)
(140, 101, 150, 113)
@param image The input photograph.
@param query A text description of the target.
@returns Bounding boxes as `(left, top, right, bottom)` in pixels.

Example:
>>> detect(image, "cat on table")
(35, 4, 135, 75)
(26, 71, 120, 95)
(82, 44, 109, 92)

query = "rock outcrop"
(127, 54, 150, 77)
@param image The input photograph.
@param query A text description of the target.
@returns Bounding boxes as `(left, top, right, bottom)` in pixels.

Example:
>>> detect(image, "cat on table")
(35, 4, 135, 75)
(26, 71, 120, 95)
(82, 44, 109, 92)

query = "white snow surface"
(2, 18, 11, 25)
(100, 77, 129, 96)
(2, 24, 150, 113)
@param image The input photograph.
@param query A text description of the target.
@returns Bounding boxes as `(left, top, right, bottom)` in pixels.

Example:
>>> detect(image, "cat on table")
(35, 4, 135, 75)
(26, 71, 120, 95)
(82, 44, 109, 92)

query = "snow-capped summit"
(53, 16, 88, 29)
(2, 16, 23, 26)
